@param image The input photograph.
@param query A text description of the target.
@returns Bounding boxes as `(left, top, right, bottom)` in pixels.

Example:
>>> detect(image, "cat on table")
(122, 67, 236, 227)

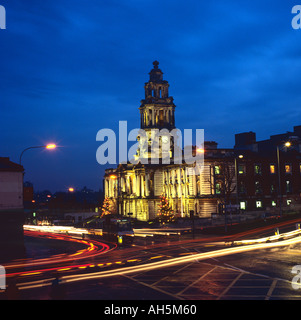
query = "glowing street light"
(19, 143, 57, 165)
(46, 144, 56, 149)
(68, 187, 75, 192)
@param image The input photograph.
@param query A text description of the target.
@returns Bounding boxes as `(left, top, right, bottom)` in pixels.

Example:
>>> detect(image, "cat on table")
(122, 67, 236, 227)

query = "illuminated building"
(104, 62, 301, 221)
(234, 129, 301, 212)
(104, 62, 233, 221)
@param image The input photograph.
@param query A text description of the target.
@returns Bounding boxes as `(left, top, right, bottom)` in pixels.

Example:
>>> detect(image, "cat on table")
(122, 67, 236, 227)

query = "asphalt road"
(8, 244, 301, 300)
(2, 218, 301, 300)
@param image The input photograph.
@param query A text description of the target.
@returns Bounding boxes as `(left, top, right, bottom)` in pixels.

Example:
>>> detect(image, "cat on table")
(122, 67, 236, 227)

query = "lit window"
(256, 201, 262, 208)
(270, 164, 275, 174)
(214, 166, 221, 175)
(238, 164, 245, 175)
(272, 200, 276, 207)
(285, 164, 292, 174)
(254, 164, 261, 175)
(287, 199, 292, 206)
(286, 180, 292, 193)
(240, 201, 246, 210)
(215, 183, 221, 194)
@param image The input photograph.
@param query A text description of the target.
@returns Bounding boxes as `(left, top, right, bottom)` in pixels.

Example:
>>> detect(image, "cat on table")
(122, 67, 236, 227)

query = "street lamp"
(19, 143, 57, 165)
(46, 144, 56, 150)
(277, 141, 292, 218)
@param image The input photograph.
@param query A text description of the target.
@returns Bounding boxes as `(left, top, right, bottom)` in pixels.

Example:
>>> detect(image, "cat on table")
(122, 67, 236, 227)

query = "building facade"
(0, 157, 25, 262)
(104, 62, 301, 221)
(104, 62, 237, 221)
(234, 129, 301, 213)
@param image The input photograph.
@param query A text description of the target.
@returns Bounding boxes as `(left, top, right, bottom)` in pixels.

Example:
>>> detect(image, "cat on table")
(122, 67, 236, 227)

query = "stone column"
(136, 173, 140, 197)
(141, 175, 145, 197)
(145, 173, 150, 196)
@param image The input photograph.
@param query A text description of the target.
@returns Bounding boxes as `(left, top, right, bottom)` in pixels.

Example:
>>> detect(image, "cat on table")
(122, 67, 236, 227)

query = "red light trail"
(3, 230, 116, 277)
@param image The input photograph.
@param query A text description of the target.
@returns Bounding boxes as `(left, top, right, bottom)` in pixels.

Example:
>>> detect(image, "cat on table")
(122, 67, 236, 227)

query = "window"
(272, 200, 277, 207)
(214, 166, 221, 175)
(286, 180, 292, 193)
(256, 201, 262, 208)
(270, 184, 276, 194)
(238, 164, 246, 175)
(270, 164, 276, 174)
(215, 182, 221, 195)
(254, 164, 261, 175)
(255, 181, 262, 194)
(285, 164, 292, 174)
(287, 199, 292, 206)
(159, 110, 164, 126)
(240, 201, 246, 210)
(239, 181, 246, 194)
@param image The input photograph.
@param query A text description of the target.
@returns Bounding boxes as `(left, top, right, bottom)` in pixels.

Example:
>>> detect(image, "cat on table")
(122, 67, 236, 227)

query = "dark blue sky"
(1, 0, 301, 192)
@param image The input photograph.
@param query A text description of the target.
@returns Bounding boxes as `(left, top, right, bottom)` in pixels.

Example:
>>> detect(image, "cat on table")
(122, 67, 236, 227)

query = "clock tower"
(137, 61, 177, 162)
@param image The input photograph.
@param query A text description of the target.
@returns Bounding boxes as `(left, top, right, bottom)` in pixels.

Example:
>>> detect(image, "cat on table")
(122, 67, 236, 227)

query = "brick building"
(234, 129, 301, 213)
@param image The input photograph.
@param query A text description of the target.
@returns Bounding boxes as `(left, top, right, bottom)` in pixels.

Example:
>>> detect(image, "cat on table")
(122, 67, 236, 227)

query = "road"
(1, 218, 301, 300)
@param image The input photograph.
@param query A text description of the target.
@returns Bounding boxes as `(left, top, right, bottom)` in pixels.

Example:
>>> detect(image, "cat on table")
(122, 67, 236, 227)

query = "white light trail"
(17, 227, 301, 291)
(60, 230, 301, 284)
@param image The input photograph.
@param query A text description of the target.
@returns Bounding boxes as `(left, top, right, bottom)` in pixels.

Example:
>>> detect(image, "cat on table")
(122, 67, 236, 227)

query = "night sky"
(1, 0, 301, 192)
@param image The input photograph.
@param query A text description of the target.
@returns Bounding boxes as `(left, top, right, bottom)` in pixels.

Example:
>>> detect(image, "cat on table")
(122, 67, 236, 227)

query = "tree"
(209, 159, 237, 232)
(101, 197, 116, 217)
(213, 160, 236, 207)
(157, 194, 174, 223)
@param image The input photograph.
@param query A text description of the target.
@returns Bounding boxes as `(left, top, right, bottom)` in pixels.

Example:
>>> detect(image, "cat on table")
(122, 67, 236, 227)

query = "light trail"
(23, 225, 91, 236)
(24, 224, 182, 238)
(4, 229, 116, 272)
(231, 228, 301, 245)
(16, 228, 301, 290)
(62, 232, 301, 284)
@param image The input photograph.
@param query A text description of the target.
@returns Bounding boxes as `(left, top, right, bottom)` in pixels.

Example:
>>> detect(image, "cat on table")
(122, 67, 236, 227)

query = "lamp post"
(19, 144, 57, 165)
(277, 141, 291, 218)
(195, 148, 205, 218)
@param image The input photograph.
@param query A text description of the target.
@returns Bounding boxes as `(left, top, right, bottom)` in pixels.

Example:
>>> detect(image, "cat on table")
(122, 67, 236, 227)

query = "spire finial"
(153, 60, 159, 69)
